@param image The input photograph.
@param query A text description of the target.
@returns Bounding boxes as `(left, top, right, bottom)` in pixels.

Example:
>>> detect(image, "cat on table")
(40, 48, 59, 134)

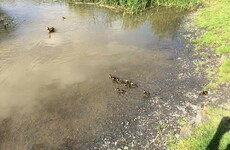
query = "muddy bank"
(182, 12, 230, 107)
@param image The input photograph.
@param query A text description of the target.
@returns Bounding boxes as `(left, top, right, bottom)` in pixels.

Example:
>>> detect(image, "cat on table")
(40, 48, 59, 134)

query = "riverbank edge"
(169, 1, 230, 149)
(70, 0, 204, 14)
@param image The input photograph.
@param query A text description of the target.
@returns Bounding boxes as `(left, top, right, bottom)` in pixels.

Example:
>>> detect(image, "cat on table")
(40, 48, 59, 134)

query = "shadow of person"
(206, 116, 230, 150)
(226, 144, 230, 150)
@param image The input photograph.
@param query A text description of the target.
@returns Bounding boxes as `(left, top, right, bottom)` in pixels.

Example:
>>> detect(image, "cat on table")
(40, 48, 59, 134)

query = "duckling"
(199, 90, 208, 96)
(47, 27, 55, 33)
(109, 74, 116, 79)
(124, 80, 137, 88)
(130, 82, 138, 88)
(109, 74, 120, 83)
(116, 88, 126, 95)
(115, 78, 124, 84)
(119, 79, 126, 84)
(4, 23, 8, 30)
(124, 80, 131, 84)
(143, 90, 150, 98)
(123, 80, 130, 87)
(124, 83, 131, 88)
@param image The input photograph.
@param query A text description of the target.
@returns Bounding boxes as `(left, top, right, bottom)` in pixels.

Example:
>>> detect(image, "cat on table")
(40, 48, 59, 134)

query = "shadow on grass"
(206, 116, 230, 150)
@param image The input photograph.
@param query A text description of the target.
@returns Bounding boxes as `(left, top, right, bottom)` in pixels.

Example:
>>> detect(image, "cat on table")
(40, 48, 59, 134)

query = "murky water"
(0, 0, 186, 149)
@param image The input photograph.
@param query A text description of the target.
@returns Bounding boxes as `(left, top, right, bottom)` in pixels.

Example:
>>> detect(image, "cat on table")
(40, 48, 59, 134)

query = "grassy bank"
(99, 0, 203, 13)
(171, 0, 230, 149)
(173, 106, 230, 150)
(194, 0, 230, 87)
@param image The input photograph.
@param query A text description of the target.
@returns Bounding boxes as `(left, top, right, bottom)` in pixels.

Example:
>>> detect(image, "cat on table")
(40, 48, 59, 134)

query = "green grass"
(194, 0, 230, 86)
(178, 117, 186, 126)
(99, 0, 203, 13)
(216, 45, 230, 55)
(171, 106, 230, 150)
(156, 121, 168, 132)
(151, 0, 202, 7)
(171, 1, 230, 148)
(219, 58, 230, 82)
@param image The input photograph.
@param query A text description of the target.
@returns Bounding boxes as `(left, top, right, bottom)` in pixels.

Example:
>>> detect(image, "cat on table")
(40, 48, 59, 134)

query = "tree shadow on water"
(206, 116, 230, 150)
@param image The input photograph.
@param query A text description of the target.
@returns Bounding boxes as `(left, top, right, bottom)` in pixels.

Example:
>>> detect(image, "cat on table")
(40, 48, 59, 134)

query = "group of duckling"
(109, 74, 150, 98)
(109, 74, 138, 88)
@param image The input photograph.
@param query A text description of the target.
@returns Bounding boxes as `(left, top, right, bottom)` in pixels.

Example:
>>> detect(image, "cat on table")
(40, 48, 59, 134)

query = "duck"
(109, 74, 116, 80)
(116, 88, 126, 95)
(4, 23, 8, 30)
(47, 27, 55, 33)
(109, 74, 121, 83)
(124, 83, 131, 88)
(199, 90, 208, 96)
(115, 78, 124, 84)
(124, 80, 137, 88)
(124, 79, 131, 84)
(143, 90, 150, 98)
(130, 82, 138, 88)
(124, 80, 130, 88)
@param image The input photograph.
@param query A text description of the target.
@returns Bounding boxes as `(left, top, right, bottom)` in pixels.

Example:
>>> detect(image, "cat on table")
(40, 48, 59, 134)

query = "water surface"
(0, 1, 185, 149)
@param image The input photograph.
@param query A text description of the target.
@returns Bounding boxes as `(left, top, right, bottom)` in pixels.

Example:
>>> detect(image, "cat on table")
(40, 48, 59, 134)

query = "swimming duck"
(124, 83, 131, 88)
(130, 82, 138, 88)
(47, 27, 55, 33)
(116, 78, 124, 84)
(109, 74, 121, 83)
(124, 80, 131, 84)
(116, 88, 126, 95)
(143, 90, 150, 98)
(124, 80, 138, 88)
(123, 79, 130, 86)
(109, 74, 116, 79)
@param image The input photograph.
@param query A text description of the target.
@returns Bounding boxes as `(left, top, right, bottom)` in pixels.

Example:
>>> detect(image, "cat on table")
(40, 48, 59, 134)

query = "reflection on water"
(122, 7, 187, 39)
(67, 3, 187, 38)
(0, 0, 186, 149)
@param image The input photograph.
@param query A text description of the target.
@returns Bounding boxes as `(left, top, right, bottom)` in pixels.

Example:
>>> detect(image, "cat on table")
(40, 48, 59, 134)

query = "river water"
(0, 0, 186, 149)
